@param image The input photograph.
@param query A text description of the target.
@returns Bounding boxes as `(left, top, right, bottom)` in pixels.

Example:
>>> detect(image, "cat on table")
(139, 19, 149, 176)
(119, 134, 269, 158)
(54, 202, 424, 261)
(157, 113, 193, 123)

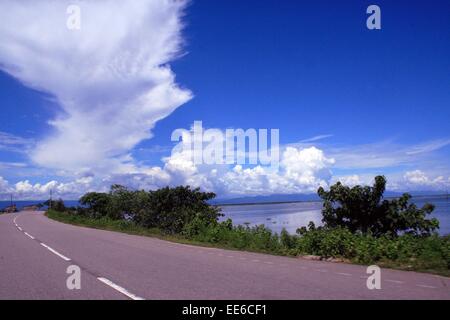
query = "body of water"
(220, 196, 450, 236)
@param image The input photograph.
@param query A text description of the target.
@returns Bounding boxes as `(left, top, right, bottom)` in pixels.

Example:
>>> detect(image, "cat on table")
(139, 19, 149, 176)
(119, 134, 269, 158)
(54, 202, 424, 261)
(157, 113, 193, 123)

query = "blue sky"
(0, 0, 449, 199)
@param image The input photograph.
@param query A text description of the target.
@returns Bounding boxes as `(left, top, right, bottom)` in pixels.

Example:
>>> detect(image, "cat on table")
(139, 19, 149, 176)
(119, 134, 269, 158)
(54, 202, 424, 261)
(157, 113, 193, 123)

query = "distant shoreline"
(1, 193, 448, 209)
(215, 200, 320, 207)
(215, 194, 449, 207)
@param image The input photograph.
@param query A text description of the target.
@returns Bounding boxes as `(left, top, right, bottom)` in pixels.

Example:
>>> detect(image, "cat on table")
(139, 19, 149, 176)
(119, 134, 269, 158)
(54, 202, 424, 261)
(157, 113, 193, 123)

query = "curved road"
(0, 211, 449, 300)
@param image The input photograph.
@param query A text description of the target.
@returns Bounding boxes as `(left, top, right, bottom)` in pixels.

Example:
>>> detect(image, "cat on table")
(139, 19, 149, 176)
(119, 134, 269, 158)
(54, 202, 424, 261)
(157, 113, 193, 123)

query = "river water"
(220, 196, 450, 235)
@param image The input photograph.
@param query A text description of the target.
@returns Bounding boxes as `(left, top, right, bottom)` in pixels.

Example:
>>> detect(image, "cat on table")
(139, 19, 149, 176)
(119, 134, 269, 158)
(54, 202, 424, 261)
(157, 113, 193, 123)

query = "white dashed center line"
(386, 279, 404, 284)
(40, 243, 71, 261)
(24, 232, 35, 240)
(416, 284, 437, 289)
(97, 277, 145, 300)
(336, 272, 352, 277)
(316, 269, 328, 273)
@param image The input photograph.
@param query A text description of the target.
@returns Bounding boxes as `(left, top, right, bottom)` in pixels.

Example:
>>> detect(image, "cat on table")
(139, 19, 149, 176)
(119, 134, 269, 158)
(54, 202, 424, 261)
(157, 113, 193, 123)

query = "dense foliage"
(76, 185, 222, 234)
(41, 198, 66, 212)
(318, 176, 439, 236)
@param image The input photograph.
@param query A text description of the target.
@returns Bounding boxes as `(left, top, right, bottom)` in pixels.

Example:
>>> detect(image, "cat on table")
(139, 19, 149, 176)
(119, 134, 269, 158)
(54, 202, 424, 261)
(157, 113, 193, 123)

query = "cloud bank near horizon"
(1, 167, 449, 200)
(1, 130, 450, 200)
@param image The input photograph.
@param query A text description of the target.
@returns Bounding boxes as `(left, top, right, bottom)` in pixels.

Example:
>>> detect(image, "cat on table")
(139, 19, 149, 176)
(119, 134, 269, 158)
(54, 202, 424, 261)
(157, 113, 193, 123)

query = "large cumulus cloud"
(0, 0, 192, 173)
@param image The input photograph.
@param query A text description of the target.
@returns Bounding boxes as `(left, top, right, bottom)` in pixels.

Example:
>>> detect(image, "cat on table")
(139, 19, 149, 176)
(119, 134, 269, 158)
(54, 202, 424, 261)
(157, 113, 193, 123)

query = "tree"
(106, 184, 135, 220)
(76, 185, 222, 234)
(79, 192, 111, 217)
(133, 186, 222, 234)
(317, 176, 439, 237)
(44, 198, 66, 212)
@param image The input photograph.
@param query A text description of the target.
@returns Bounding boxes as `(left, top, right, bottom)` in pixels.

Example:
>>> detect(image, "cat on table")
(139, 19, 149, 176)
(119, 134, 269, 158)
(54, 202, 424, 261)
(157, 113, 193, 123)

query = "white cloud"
(281, 147, 334, 186)
(299, 134, 333, 143)
(403, 170, 448, 190)
(0, 177, 11, 194)
(404, 170, 429, 184)
(7, 178, 94, 200)
(0, 0, 192, 173)
(0, 131, 33, 153)
(332, 174, 363, 187)
(325, 139, 450, 170)
(162, 145, 335, 196)
(405, 139, 450, 155)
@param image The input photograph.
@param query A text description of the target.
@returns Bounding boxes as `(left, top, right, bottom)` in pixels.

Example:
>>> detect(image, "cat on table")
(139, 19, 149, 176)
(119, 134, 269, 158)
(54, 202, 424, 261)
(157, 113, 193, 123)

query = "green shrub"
(318, 176, 439, 236)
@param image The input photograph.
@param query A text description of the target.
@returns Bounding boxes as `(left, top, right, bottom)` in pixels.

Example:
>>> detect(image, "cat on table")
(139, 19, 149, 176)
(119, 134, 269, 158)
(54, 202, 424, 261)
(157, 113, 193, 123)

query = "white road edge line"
(24, 232, 35, 240)
(40, 243, 71, 261)
(97, 277, 145, 300)
(17, 227, 22, 231)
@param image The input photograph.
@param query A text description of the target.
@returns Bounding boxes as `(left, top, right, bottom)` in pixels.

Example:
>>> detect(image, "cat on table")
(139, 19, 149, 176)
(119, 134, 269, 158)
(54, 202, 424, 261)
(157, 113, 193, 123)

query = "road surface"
(0, 211, 449, 300)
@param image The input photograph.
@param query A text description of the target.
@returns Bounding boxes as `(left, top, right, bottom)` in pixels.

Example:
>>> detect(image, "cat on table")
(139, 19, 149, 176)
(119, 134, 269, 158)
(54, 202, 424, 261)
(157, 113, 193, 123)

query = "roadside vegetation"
(46, 177, 449, 276)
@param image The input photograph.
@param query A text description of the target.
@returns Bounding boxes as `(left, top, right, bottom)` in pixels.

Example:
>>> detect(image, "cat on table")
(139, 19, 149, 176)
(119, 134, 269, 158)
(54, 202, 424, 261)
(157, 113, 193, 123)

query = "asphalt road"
(0, 211, 449, 300)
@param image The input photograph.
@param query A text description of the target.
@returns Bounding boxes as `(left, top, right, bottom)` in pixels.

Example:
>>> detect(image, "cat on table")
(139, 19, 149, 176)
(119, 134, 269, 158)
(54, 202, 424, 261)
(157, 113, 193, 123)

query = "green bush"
(290, 223, 449, 271)
(41, 198, 66, 212)
(77, 185, 222, 234)
(183, 217, 282, 253)
(318, 176, 439, 236)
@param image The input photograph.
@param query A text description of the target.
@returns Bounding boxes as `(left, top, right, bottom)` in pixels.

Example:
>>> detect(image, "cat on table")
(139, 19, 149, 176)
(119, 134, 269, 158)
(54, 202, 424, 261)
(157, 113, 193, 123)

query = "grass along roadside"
(45, 209, 285, 253)
(46, 210, 449, 277)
